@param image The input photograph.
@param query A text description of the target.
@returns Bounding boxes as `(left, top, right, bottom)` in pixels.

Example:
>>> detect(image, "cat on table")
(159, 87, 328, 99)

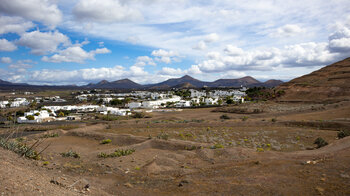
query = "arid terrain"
(1, 58, 350, 195)
(1, 100, 350, 195)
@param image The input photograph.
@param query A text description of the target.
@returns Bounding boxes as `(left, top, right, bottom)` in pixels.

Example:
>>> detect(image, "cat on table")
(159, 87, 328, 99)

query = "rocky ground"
(0, 101, 350, 195)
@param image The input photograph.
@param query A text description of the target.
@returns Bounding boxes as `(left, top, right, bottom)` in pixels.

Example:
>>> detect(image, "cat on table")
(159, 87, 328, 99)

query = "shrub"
(60, 150, 80, 158)
(100, 139, 112, 144)
(271, 118, 277, 122)
(0, 138, 40, 159)
(98, 149, 135, 158)
(133, 112, 146, 118)
(220, 114, 230, 120)
(43, 161, 50, 166)
(26, 115, 35, 120)
(41, 133, 59, 138)
(156, 132, 169, 140)
(338, 130, 350, 139)
(210, 143, 224, 149)
(256, 147, 264, 152)
(241, 116, 248, 121)
(314, 137, 328, 148)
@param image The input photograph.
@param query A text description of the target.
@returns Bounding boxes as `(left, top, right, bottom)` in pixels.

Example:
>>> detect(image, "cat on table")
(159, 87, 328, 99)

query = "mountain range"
(0, 76, 283, 90)
(85, 75, 284, 89)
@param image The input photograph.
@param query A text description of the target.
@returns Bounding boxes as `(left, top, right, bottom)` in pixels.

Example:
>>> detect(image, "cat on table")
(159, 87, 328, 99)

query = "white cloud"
(204, 33, 219, 43)
(270, 24, 303, 37)
(158, 67, 184, 76)
(193, 41, 207, 50)
(17, 30, 70, 55)
(73, 0, 143, 23)
(328, 26, 350, 53)
(8, 59, 33, 69)
(151, 49, 180, 64)
(42, 46, 111, 63)
(0, 16, 34, 35)
(0, 39, 17, 51)
(0, 0, 62, 27)
(134, 56, 156, 66)
(1, 57, 12, 64)
(224, 45, 244, 56)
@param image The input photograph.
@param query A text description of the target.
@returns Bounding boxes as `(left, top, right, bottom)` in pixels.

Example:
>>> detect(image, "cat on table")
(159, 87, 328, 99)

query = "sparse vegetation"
(241, 116, 248, 121)
(0, 138, 40, 159)
(156, 131, 169, 140)
(220, 114, 230, 119)
(41, 133, 59, 138)
(210, 143, 224, 149)
(337, 130, 350, 139)
(314, 137, 328, 148)
(100, 139, 112, 144)
(60, 150, 80, 158)
(98, 149, 135, 158)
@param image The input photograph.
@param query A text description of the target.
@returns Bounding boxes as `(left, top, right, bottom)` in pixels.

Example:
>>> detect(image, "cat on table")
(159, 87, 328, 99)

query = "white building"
(189, 89, 206, 98)
(175, 100, 191, 107)
(204, 97, 219, 105)
(10, 98, 30, 107)
(0, 101, 9, 108)
(17, 110, 52, 124)
(141, 96, 182, 109)
(128, 102, 142, 109)
(97, 106, 131, 116)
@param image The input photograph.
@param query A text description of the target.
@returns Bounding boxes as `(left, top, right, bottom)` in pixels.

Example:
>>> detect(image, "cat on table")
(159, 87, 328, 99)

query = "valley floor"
(1, 101, 350, 195)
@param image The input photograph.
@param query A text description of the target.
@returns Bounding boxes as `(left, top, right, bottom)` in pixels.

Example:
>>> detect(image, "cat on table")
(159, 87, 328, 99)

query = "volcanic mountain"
(86, 79, 143, 89)
(277, 57, 350, 102)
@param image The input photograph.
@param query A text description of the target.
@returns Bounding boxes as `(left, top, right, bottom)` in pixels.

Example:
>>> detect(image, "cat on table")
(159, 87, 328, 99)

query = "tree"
(26, 115, 35, 120)
(226, 99, 233, 104)
(58, 111, 65, 117)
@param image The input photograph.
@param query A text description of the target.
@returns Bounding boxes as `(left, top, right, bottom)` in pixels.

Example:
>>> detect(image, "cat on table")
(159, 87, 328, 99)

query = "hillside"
(277, 57, 350, 102)
(86, 79, 143, 89)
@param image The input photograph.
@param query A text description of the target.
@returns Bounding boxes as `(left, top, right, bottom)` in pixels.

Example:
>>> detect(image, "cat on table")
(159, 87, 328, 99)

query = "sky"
(0, 0, 350, 85)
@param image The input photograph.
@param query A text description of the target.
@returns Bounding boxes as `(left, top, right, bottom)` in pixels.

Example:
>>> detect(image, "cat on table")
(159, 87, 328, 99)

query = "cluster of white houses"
(8, 87, 247, 123)
(75, 88, 247, 109)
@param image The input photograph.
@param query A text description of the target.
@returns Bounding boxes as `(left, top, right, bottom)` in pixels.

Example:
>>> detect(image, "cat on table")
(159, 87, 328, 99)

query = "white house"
(141, 96, 182, 109)
(189, 89, 206, 98)
(204, 97, 218, 105)
(128, 102, 142, 109)
(10, 98, 30, 107)
(0, 101, 9, 108)
(97, 106, 130, 116)
(175, 100, 191, 107)
(17, 110, 52, 124)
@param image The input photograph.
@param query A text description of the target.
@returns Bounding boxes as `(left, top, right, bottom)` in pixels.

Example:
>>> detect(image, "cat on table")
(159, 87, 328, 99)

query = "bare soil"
(1, 101, 350, 195)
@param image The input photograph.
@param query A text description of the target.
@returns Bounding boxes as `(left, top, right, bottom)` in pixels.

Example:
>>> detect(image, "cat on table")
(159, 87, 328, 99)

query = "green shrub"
(133, 112, 150, 118)
(26, 115, 35, 120)
(241, 116, 248, 121)
(210, 143, 224, 149)
(0, 138, 40, 159)
(338, 130, 350, 139)
(41, 133, 59, 138)
(271, 118, 277, 122)
(220, 114, 230, 120)
(98, 149, 135, 158)
(314, 137, 328, 148)
(156, 132, 169, 140)
(60, 150, 80, 158)
(43, 161, 50, 166)
(100, 139, 112, 144)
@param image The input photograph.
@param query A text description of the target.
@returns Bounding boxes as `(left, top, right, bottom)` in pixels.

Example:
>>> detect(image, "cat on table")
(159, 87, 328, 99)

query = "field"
(0, 101, 350, 195)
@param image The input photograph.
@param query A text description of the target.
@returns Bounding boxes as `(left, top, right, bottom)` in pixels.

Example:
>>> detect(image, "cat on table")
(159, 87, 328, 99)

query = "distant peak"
(180, 75, 194, 79)
(98, 80, 109, 84)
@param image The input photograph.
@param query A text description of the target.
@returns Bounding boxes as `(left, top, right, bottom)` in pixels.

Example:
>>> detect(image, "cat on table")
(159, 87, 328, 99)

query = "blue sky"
(0, 0, 350, 85)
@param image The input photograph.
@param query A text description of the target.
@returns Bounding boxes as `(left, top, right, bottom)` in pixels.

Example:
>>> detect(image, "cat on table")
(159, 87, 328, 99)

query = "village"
(0, 87, 247, 124)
